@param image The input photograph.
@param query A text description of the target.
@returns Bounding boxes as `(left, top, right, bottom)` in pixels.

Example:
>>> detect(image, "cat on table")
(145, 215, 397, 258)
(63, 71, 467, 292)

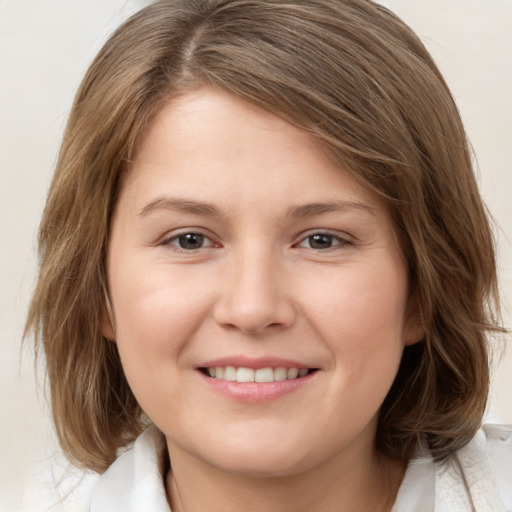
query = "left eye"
(297, 233, 346, 250)
(167, 232, 215, 250)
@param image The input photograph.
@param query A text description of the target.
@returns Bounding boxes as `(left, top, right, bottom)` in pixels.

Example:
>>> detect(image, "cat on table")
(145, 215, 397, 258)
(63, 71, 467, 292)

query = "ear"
(101, 306, 116, 341)
(100, 288, 116, 341)
(404, 313, 425, 346)
(403, 294, 425, 346)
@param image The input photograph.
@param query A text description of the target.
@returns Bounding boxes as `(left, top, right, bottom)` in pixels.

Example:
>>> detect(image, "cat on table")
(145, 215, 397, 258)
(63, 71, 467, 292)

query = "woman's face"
(105, 87, 420, 477)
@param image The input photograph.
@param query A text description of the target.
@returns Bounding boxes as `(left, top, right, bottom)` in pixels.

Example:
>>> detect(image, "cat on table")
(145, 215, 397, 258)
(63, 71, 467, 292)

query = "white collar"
(91, 427, 170, 512)
(91, 426, 508, 512)
(391, 453, 435, 512)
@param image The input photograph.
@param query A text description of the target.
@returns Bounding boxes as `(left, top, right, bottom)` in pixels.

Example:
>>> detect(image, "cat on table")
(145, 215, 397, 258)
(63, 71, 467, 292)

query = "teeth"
(224, 366, 236, 381)
(206, 366, 312, 382)
(274, 367, 287, 381)
(236, 367, 255, 382)
(255, 367, 274, 383)
(287, 368, 299, 379)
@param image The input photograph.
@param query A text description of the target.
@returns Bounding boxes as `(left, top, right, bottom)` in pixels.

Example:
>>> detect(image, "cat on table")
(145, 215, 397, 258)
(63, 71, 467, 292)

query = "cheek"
(107, 265, 217, 426)
(305, 266, 408, 341)
(108, 261, 214, 383)
(300, 261, 408, 389)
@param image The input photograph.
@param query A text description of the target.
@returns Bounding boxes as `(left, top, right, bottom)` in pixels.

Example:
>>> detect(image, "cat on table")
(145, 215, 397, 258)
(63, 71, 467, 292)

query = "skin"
(104, 87, 423, 511)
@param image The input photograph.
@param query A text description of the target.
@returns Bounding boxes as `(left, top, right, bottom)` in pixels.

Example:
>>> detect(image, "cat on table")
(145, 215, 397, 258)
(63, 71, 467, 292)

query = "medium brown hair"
(26, 0, 502, 472)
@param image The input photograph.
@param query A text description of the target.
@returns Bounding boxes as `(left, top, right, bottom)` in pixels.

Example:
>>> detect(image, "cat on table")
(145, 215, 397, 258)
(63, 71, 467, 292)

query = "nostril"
(212, 284, 297, 334)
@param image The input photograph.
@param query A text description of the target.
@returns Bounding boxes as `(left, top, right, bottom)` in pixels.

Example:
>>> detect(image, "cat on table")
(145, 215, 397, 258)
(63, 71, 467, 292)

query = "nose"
(213, 249, 297, 334)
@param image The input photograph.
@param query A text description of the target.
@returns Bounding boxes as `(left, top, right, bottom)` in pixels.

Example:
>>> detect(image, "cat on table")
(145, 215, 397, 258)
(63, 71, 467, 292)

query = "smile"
(201, 366, 316, 383)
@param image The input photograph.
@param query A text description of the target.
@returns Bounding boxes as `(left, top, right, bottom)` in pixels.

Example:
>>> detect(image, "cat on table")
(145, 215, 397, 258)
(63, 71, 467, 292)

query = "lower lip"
(198, 371, 318, 403)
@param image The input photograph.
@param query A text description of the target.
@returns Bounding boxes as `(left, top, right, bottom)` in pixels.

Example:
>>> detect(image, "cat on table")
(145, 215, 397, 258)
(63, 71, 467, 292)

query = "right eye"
(299, 233, 338, 250)
(165, 232, 216, 251)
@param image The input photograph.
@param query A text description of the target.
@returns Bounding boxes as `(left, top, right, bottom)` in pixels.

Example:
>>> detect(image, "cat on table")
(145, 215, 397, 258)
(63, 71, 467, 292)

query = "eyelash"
(161, 231, 218, 252)
(161, 230, 353, 253)
(295, 232, 353, 251)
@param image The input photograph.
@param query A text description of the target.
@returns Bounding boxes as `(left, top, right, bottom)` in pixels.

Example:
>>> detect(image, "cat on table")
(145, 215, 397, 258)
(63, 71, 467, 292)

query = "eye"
(296, 233, 350, 250)
(166, 232, 216, 250)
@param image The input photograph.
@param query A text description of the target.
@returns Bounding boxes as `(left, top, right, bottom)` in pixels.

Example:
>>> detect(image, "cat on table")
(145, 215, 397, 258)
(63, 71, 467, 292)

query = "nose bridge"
(214, 242, 295, 333)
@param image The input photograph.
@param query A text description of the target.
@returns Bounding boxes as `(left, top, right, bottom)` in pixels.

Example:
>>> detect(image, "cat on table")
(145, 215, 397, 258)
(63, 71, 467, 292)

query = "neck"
(165, 440, 405, 512)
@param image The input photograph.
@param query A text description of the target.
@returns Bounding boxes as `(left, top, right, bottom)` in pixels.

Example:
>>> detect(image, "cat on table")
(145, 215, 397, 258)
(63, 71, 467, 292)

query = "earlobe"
(101, 283, 116, 341)
(101, 306, 116, 341)
(404, 313, 425, 346)
(403, 291, 425, 346)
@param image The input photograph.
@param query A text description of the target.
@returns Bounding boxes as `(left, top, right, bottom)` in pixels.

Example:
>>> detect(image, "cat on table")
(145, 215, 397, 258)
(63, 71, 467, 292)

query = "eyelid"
(160, 228, 220, 251)
(157, 228, 354, 252)
(293, 230, 354, 250)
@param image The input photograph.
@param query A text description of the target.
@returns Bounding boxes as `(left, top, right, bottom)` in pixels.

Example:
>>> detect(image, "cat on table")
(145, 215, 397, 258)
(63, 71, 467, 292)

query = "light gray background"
(1, 1, 511, 509)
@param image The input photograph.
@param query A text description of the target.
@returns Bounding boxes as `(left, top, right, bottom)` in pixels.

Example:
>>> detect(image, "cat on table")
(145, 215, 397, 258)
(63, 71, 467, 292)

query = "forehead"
(132, 87, 321, 170)
(119, 87, 389, 222)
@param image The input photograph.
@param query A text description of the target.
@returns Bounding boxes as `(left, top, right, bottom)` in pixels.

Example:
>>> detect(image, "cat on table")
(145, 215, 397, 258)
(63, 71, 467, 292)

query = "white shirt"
(19, 424, 512, 511)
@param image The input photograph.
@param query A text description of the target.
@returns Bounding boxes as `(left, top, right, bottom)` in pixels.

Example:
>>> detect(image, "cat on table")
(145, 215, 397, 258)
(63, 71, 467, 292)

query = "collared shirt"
(19, 424, 512, 511)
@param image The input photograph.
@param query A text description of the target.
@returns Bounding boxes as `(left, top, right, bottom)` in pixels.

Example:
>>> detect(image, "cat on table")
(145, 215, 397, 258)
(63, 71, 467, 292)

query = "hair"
(26, 0, 502, 473)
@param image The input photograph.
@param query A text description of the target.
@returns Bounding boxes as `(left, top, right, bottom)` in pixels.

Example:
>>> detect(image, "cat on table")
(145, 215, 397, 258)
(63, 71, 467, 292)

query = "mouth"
(197, 359, 320, 402)
(199, 366, 318, 383)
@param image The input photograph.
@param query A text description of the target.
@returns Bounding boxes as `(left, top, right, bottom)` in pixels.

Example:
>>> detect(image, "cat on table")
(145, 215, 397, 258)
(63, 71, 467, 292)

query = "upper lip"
(198, 356, 315, 370)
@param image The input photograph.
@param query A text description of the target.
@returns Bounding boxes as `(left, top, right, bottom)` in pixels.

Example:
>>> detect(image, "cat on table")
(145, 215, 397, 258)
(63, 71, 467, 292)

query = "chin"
(210, 452, 311, 479)
(194, 432, 319, 479)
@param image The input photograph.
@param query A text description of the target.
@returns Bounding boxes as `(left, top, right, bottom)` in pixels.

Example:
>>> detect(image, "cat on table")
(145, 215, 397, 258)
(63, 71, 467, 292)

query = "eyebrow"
(138, 197, 220, 217)
(286, 201, 376, 219)
(138, 196, 375, 219)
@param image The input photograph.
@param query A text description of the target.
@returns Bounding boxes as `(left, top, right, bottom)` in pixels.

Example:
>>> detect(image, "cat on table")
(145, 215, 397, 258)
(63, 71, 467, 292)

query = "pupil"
(179, 233, 204, 249)
(310, 234, 332, 249)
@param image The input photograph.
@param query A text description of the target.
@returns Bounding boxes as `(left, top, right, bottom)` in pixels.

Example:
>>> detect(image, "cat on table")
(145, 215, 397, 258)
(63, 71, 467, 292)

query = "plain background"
(1, 1, 511, 509)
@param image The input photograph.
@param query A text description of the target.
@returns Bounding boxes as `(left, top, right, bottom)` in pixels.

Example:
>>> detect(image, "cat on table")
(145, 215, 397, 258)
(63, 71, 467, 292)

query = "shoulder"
(483, 424, 512, 510)
(90, 427, 170, 511)
(18, 455, 98, 512)
(393, 424, 512, 512)
(19, 427, 169, 512)
(436, 424, 512, 512)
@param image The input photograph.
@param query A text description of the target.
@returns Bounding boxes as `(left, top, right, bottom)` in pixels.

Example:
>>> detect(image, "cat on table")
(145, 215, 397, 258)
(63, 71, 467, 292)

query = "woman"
(25, 0, 511, 510)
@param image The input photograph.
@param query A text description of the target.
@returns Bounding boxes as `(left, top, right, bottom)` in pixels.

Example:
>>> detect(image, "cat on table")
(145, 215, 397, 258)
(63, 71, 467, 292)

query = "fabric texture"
(19, 424, 512, 511)
(391, 425, 512, 512)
